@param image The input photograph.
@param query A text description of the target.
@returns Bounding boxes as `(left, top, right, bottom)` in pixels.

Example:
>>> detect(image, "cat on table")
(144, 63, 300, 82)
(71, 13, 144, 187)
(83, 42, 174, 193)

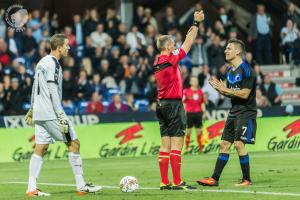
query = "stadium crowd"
(0, 2, 299, 115)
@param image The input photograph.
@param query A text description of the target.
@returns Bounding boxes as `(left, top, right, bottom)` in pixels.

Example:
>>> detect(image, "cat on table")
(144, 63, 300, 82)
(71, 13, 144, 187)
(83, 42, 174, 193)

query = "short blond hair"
(156, 35, 173, 52)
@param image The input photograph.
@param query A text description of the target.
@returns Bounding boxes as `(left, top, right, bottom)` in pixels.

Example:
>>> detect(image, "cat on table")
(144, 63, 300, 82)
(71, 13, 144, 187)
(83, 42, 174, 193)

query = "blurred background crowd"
(0, 0, 299, 115)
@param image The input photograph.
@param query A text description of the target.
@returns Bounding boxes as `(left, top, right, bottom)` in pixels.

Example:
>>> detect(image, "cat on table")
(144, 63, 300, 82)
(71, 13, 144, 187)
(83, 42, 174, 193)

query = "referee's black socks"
(212, 153, 229, 181)
(239, 154, 251, 181)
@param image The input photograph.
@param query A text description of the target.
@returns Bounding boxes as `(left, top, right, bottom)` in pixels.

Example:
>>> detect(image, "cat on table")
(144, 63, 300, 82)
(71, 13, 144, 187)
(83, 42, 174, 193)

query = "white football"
(119, 176, 139, 192)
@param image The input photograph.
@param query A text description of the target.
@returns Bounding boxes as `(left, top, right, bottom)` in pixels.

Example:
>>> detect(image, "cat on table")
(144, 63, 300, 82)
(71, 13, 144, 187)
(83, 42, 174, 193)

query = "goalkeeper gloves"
(57, 112, 69, 134)
(24, 107, 34, 125)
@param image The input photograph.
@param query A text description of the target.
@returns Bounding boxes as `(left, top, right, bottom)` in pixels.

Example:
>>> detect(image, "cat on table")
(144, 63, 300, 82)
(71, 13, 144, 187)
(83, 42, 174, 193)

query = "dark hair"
(50, 34, 67, 50)
(227, 38, 245, 55)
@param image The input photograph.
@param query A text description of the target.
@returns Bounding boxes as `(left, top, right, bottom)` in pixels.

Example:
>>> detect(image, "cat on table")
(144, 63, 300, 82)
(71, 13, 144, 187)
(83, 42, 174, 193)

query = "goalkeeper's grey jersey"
(32, 55, 63, 121)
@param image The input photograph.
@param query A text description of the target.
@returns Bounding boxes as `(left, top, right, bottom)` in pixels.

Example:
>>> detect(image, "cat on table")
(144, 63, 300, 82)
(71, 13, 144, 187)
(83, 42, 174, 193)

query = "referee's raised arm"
(181, 10, 205, 53)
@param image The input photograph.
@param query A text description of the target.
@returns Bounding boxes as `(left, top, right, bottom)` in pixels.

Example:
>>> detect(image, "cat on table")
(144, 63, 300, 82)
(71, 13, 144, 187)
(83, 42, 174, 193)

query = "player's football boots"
(172, 181, 197, 190)
(160, 182, 172, 190)
(77, 183, 102, 195)
(26, 188, 51, 197)
(196, 177, 219, 186)
(235, 179, 252, 186)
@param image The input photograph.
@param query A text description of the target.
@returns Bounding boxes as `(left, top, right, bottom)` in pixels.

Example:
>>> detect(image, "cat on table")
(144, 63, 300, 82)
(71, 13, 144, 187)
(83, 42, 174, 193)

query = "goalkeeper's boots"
(196, 177, 219, 186)
(77, 183, 102, 195)
(235, 179, 252, 186)
(172, 181, 197, 190)
(26, 189, 51, 197)
(160, 182, 172, 190)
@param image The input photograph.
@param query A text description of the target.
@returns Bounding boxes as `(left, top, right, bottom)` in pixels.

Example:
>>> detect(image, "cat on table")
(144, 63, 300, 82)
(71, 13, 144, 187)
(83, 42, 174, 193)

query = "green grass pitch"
(0, 151, 300, 200)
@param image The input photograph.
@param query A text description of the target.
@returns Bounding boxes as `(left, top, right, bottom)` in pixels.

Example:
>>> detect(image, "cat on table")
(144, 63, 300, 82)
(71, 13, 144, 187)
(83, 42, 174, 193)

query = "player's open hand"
(194, 10, 204, 22)
(24, 107, 34, 126)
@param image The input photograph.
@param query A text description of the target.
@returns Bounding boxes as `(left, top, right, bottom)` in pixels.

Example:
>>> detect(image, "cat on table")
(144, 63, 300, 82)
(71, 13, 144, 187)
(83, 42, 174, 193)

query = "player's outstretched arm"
(181, 10, 204, 53)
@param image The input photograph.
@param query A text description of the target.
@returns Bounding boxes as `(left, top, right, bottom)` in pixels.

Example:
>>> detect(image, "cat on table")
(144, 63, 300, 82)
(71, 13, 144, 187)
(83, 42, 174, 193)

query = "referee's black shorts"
(156, 99, 186, 137)
(186, 112, 203, 129)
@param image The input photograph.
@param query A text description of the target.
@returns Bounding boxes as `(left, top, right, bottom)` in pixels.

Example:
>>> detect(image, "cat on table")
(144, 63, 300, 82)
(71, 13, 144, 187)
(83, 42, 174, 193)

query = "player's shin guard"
(212, 153, 229, 181)
(158, 151, 170, 185)
(28, 154, 43, 192)
(170, 150, 182, 185)
(185, 134, 191, 151)
(68, 152, 86, 189)
(239, 154, 250, 181)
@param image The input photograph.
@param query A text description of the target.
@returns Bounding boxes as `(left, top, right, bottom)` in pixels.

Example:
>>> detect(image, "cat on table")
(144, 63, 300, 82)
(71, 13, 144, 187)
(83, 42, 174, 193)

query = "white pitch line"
(3, 181, 300, 197)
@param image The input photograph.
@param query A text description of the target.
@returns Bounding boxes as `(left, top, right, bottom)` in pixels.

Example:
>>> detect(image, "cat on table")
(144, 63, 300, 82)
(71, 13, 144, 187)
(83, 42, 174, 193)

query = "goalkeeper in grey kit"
(24, 34, 102, 197)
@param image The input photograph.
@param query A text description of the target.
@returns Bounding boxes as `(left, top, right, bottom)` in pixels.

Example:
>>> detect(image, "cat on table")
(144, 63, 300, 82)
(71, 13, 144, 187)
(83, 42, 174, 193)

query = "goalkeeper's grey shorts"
(34, 119, 77, 144)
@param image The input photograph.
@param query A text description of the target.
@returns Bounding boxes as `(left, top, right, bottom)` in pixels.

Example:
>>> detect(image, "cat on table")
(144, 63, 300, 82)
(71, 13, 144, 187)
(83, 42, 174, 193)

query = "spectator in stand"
(207, 34, 225, 75)
(90, 73, 106, 96)
(217, 6, 233, 32)
(116, 23, 127, 40)
(50, 13, 59, 34)
(254, 64, 264, 85)
(144, 24, 157, 46)
(181, 65, 190, 89)
(124, 64, 143, 97)
(125, 93, 138, 111)
(0, 38, 14, 66)
(190, 36, 208, 71)
(292, 31, 300, 64)
(84, 8, 99, 37)
(22, 28, 38, 68)
(126, 25, 146, 51)
(64, 26, 76, 47)
(161, 6, 179, 34)
(27, 10, 43, 42)
(143, 8, 158, 32)
(146, 74, 157, 109)
(213, 20, 226, 39)
(76, 69, 92, 101)
(245, 51, 255, 67)
(86, 92, 104, 114)
(0, 82, 6, 114)
(280, 19, 298, 63)
(105, 8, 120, 39)
(73, 14, 84, 46)
(256, 88, 271, 108)
(134, 6, 145, 31)
(90, 23, 109, 48)
(228, 27, 238, 39)
(203, 91, 215, 109)
(107, 93, 129, 112)
(282, 2, 300, 28)
(6, 29, 21, 57)
(260, 74, 282, 106)
(5, 77, 24, 115)
(0, 9, 6, 39)
(98, 59, 111, 79)
(62, 69, 76, 106)
(249, 4, 273, 64)
(82, 57, 93, 78)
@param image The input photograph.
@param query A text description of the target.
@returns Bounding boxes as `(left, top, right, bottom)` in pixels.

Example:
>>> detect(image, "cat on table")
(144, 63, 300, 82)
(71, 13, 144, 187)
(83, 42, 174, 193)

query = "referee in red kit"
(183, 76, 206, 153)
(154, 10, 205, 190)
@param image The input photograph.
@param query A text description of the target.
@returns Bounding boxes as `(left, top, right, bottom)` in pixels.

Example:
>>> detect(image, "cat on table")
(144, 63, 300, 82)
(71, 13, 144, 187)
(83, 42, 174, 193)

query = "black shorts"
(222, 116, 257, 144)
(187, 112, 202, 128)
(156, 99, 186, 137)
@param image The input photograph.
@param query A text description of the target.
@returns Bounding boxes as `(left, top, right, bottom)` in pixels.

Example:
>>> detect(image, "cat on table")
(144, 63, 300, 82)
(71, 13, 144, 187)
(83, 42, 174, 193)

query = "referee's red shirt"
(153, 48, 186, 100)
(183, 87, 204, 112)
